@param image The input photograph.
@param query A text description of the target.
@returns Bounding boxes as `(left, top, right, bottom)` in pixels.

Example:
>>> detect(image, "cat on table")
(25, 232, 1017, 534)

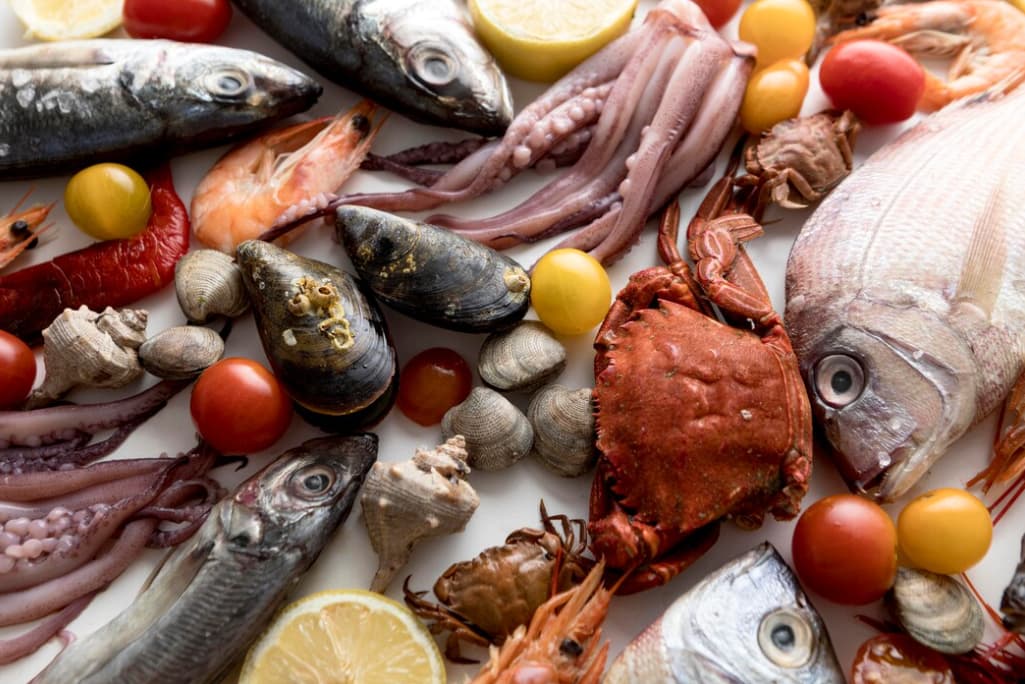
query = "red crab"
(588, 160, 813, 594)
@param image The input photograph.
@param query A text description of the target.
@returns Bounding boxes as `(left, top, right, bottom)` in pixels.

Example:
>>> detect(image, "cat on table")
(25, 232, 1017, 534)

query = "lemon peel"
(9, 0, 123, 41)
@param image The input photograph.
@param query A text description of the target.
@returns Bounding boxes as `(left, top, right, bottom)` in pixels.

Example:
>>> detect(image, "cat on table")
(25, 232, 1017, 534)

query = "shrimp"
(191, 100, 384, 253)
(0, 190, 53, 272)
(830, 0, 1025, 110)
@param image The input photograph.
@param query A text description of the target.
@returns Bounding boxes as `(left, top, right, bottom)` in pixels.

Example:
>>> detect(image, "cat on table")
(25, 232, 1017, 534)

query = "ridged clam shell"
(138, 326, 225, 380)
(887, 567, 983, 654)
(175, 249, 250, 323)
(527, 385, 595, 477)
(478, 321, 566, 393)
(236, 240, 397, 430)
(335, 205, 530, 333)
(441, 387, 533, 471)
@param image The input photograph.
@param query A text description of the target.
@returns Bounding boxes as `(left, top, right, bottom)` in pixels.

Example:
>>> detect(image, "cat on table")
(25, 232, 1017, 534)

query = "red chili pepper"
(0, 164, 189, 342)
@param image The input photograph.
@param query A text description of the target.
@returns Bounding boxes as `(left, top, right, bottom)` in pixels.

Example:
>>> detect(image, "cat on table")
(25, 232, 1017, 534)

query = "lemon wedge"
(239, 589, 446, 684)
(9, 0, 123, 41)
(469, 0, 639, 82)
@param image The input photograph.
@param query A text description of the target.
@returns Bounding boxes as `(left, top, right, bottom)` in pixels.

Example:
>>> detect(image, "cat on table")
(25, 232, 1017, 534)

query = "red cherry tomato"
(190, 358, 293, 454)
(693, 0, 743, 28)
(396, 347, 473, 426)
(0, 330, 35, 409)
(123, 0, 232, 43)
(819, 40, 925, 125)
(791, 493, 897, 605)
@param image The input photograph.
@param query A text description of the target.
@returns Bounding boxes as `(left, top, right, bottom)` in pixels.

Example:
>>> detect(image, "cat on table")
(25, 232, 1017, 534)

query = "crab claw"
(0, 192, 55, 272)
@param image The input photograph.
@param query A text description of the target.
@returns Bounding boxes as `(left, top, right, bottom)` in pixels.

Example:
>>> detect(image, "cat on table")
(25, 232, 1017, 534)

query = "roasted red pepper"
(0, 165, 189, 342)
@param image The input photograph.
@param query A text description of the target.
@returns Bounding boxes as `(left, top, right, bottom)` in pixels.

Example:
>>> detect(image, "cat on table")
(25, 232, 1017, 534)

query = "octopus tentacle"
(0, 434, 91, 465)
(0, 591, 94, 665)
(0, 418, 145, 475)
(0, 458, 168, 502)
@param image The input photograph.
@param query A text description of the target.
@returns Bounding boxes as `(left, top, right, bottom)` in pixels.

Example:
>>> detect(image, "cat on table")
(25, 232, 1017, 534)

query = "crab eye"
(206, 67, 252, 99)
(290, 464, 336, 500)
(758, 609, 815, 668)
(813, 354, 865, 408)
(408, 43, 457, 88)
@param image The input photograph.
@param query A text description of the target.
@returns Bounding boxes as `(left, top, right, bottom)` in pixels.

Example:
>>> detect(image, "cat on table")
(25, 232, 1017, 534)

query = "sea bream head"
(604, 543, 845, 683)
(224, 434, 378, 556)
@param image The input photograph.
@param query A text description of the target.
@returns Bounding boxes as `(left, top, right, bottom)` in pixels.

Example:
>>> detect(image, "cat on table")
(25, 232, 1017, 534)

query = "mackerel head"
(32, 434, 378, 684)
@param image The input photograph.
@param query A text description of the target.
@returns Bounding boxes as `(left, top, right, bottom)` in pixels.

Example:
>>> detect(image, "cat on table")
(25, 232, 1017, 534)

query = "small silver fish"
(0, 40, 321, 179)
(232, 0, 513, 135)
(785, 80, 1025, 501)
(1002, 532, 1025, 633)
(31, 434, 378, 684)
(603, 543, 845, 683)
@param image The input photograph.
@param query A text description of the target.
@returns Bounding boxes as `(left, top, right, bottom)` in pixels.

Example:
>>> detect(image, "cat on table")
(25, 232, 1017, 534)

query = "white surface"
(1, 3, 1022, 682)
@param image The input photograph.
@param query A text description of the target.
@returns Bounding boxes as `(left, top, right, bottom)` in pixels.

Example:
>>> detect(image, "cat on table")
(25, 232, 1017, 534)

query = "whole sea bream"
(30, 434, 378, 684)
(232, 0, 513, 135)
(785, 80, 1025, 501)
(0, 40, 321, 179)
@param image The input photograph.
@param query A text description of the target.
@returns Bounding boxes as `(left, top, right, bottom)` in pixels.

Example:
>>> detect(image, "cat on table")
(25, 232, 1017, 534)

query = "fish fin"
(952, 172, 1010, 319)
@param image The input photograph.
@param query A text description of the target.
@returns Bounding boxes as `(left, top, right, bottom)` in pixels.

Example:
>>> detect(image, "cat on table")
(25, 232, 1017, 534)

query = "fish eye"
(758, 608, 815, 668)
(408, 43, 457, 88)
(290, 464, 337, 499)
(206, 67, 253, 99)
(813, 354, 865, 408)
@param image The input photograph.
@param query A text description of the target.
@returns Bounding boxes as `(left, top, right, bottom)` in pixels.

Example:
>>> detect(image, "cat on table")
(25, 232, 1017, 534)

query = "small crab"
(736, 110, 859, 216)
(404, 503, 593, 662)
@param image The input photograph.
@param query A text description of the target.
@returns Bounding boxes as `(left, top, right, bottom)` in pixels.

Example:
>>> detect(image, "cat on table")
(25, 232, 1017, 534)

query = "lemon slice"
(469, 0, 639, 82)
(9, 0, 123, 41)
(240, 589, 446, 684)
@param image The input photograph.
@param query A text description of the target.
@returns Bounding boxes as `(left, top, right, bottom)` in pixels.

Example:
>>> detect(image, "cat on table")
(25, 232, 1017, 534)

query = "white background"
(1, 1, 1022, 681)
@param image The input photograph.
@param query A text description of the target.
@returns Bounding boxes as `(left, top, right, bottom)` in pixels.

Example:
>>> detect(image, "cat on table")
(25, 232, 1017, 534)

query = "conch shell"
(27, 306, 147, 406)
(360, 436, 480, 592)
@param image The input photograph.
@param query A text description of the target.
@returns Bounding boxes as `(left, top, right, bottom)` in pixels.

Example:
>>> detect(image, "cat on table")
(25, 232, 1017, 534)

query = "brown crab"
(404, 503, 593, 662)
(588, 159, 813, 595)
(736, 110, 859, 216)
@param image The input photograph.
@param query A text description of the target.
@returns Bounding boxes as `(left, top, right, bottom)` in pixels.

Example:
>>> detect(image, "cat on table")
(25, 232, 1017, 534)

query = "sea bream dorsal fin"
(952, 170, 1011, 320)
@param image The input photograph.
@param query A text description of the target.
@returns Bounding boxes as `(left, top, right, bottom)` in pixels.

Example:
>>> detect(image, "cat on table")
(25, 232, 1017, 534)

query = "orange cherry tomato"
(396, 347, 473, 426)
(897, 488, 992, 574)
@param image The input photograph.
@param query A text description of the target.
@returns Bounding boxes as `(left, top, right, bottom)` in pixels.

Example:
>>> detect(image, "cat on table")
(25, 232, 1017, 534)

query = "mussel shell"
(335, 205, 530, 333)
(138, 325, 225, 380)
(236, 240, 397, 429)
(887, 566, 984, 654)
(478, 321, 566, 392)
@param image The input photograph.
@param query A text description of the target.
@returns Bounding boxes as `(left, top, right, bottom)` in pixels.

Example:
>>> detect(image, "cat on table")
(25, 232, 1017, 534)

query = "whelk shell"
(527, 385, 596, 477)
(478, 321, 566, 393)
(174, 249, 250, 323)
(887, 566, 983, 654)
(360, 435, 480, 593)
(441, 387, 533, 471)
(138, 326, 225, 380)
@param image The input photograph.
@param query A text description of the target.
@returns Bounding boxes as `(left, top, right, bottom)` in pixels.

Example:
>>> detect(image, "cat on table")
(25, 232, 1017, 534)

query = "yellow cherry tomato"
(897, 488, 992, 574)
(530, 248, 612, 335)
(739, 59, 809, 134)
(65, 163, 152, 240)
(739, 0, 816, 68)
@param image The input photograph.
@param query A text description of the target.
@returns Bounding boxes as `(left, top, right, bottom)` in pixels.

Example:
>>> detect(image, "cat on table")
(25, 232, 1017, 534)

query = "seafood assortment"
(31, 435, 377, 684)
(785, 72, 1025, 500)
(231, 0, 512, 135)
(605, 543, 845, 682)
(0, 40, 320, 179)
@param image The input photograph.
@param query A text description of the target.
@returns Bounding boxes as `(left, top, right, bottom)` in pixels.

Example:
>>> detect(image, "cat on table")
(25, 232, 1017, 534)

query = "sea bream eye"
(757, 608, 815, 668)
(290, 465, 336, 499)
(813, 354, 865, 408)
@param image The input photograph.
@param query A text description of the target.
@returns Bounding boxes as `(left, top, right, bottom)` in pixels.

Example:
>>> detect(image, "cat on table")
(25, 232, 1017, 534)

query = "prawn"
(191, 100, 384, 253)
(831, 0, 1025, 110)
(0, 190, 53, 272)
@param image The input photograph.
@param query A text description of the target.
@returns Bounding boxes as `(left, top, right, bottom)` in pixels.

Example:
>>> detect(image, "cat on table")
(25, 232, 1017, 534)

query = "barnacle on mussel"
(335, 205, 530, 333)
(236, 240, 397, 431)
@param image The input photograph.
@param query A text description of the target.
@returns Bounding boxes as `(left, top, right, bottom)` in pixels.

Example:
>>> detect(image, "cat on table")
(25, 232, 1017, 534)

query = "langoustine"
(0, 193, 53, 272)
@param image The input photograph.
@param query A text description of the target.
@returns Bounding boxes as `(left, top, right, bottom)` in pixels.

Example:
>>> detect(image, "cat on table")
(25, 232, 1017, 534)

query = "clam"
(360, 435, 480, 593)
(887, 566, 984, 654)
(335, 205, 531, 333)
(175, 249, 250, 323)
(441, 387, 533, 471)
(478, 321, 566, 392)
(138, 326, 225, 380)
(236, 240, 397, 431)
(527, 384, 596, 477)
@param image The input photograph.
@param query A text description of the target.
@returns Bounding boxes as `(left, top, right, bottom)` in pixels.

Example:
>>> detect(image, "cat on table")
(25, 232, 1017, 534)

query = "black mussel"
(236, 240, 397, 431)
(334, 206, 531, 333)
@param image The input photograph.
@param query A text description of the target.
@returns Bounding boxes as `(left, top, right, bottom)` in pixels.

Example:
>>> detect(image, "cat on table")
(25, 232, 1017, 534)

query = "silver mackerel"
(31, 434, 378, 684)
(0, 40, 321, 179)
(232, 0, 513, 135)
(785, 80, 1025, 501)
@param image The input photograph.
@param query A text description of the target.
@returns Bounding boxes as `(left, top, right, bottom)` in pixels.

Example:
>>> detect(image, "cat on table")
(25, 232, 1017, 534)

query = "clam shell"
(441, 387, 533, 471)
(236, 240, 397, 430)
(527, 385, 595, 477)
(335, 205, 530, 333)
(887, 566, 983, 654)
(175, 249, 250, 323)
(478, 321, 566, 393)
(138, 326, 225, 380)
